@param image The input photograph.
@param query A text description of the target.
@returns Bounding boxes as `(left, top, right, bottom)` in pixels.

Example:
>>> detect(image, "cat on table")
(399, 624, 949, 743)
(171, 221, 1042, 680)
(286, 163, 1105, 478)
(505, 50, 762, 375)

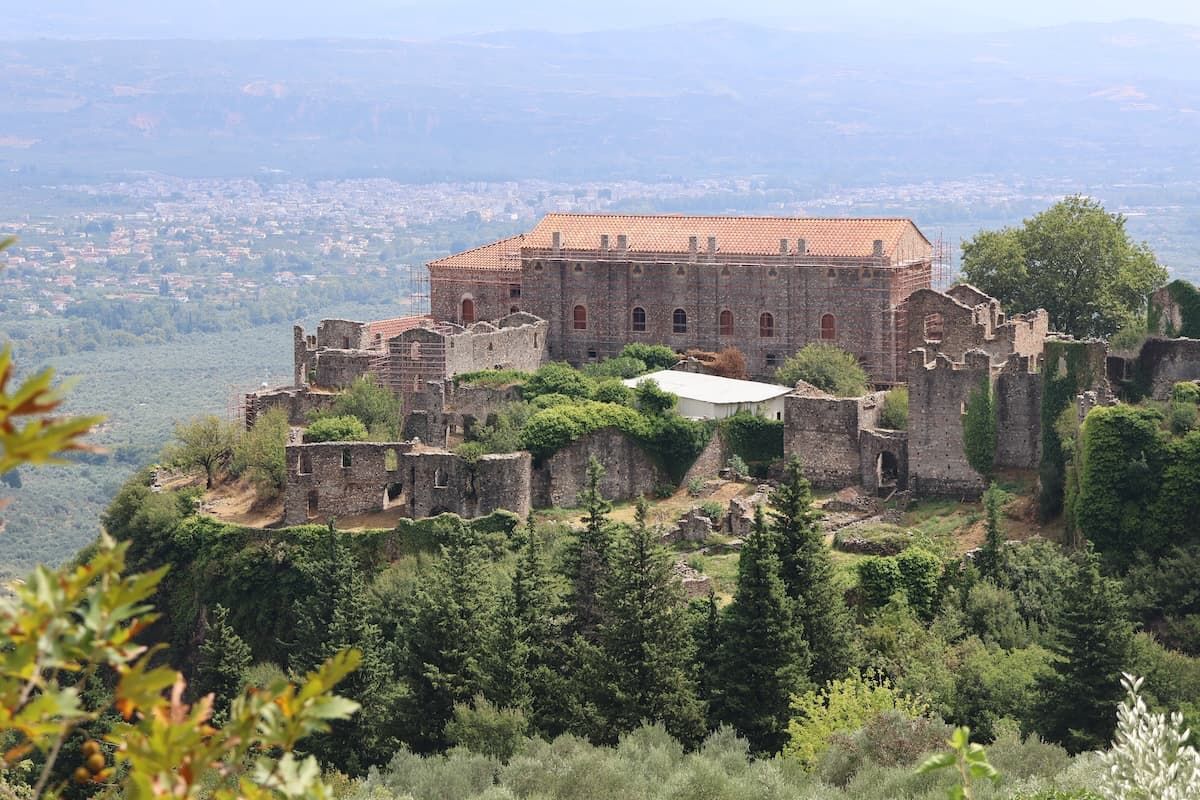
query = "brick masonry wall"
(430, 266, 523, 325)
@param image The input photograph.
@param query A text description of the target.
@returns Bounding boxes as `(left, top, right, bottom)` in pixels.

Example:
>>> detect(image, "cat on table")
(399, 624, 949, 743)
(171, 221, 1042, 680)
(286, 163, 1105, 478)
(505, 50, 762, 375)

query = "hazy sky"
(12, 0, 1200, 39)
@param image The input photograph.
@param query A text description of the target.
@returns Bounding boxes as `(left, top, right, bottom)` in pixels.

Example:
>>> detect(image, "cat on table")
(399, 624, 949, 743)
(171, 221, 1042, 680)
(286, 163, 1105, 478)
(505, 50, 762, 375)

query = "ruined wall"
(680, 428, 731, 486)
(995, 354, 1043, 469)
(245, 386, 338, 427)
(904, 287, 1047, 369)
(859, 429, 908, 494)
(316, 319, 369, 351)
(443, 314, 547, 377)
(283, 442, 530, 525)
(783, 392, 884, 488)
(521, 248, 922, 383)
(531, 428, 668, 508)
(907, 348, 990, 497)
(1134, 337, 1200, 399)
(313, 349, 374, 389)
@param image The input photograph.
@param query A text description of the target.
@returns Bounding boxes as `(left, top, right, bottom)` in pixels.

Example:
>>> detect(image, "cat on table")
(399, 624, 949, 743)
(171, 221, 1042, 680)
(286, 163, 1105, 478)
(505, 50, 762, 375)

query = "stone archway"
(876, 451, 900, 491)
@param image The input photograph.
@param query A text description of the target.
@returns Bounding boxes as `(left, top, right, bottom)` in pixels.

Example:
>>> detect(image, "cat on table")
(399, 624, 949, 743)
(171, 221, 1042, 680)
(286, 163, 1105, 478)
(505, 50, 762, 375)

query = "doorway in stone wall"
(876, 451, 900, 494)
(383, 482, 407, 510)
(306, 490, 320, 519)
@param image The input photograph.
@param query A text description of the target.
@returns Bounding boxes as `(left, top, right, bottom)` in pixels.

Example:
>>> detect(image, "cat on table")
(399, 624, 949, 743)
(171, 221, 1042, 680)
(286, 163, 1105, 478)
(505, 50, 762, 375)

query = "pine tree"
(692, 589, 724, 728)
(1036, 545, 1134, 753)
(399, 520, 500, 752)
(194, 604, 251, 723)
(511, 513, 567, 736)
(565, 457, 613, 641)
(977, 482, 1006, 581)
(769, 458, 858, 684)
(715, 504, 811, 754)
(597, 500, 705, 746)
(290, 523, 400, 774)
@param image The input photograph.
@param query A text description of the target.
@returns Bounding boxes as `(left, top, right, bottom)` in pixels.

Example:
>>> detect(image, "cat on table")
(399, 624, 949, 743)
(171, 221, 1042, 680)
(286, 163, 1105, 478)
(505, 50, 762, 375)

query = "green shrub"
(1172, 382, 1200, 406)
(699, 501, 725, 522)
(302, 414, 368, 443)
(896, 547, 943, 621)
(620, 343, 679, 371)
(455, 369, 530, 389)
(1168, 401, 1197, 436)
(455, 441, 486, 464)
(962, 374, 996, 478)
(832, 525, 911, 556)
(687, 477, 705, 496)
(592, 379, 635, 406)
(518, 401, 650, 460)
(472, 402, 533, 454)
(633, 379, 678, 415)
(583, 356, 648, 379)
(320, 374, 402, 439)
(230, 407, 288, 499)
(857, 556, 904, 609)
(719, 411, 784, 464)
(878, 386, 909, 430)
(727, 455, 749, 480)
(774, 343, 869, 397)
(444, 695, 529, 762)
(523, 362, 594, 400)
(530, 392, 575, 410)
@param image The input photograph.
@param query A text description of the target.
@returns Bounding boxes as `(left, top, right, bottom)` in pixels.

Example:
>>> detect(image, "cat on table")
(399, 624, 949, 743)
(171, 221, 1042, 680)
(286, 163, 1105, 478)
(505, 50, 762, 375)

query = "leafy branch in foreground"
(916, 725, 999, 800)
(1098, 673, 1200, 800)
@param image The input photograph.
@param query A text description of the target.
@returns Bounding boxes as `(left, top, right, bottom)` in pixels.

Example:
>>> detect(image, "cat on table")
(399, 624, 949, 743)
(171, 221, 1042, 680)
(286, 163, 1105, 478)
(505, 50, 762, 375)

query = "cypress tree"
(598, 500, 705, 746)
(769, 458, 858, 684)
(565, 457, 613, 641)
(977, 482, 1006, 581)
(511, 513, 566, 736)
(194, 604, 251, 722)
(715, 504, 811, 754)
(399, 520, 499, 753)
(1036, 545, 1134, 753)
(692, 590, 724, 728)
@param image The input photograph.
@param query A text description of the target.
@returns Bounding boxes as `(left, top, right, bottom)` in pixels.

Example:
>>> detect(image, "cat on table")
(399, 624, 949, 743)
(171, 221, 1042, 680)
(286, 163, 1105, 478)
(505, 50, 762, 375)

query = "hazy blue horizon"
(10, 0, 1200, 40)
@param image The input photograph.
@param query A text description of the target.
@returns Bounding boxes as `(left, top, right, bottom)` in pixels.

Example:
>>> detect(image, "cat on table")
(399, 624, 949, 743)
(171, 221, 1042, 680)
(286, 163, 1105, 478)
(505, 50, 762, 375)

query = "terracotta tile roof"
(525, 213, 928, 259)
(366, 314, 430, 343)
(428, 234, 524, 272)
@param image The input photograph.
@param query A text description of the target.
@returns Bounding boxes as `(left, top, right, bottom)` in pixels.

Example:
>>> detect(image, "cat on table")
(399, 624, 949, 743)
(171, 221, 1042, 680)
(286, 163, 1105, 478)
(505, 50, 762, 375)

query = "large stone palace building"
(428, 213, 933, 383)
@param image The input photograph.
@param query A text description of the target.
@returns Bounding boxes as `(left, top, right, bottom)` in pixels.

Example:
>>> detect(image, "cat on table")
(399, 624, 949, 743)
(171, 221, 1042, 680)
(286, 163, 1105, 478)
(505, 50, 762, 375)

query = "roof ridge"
(539, 212, 916, 223)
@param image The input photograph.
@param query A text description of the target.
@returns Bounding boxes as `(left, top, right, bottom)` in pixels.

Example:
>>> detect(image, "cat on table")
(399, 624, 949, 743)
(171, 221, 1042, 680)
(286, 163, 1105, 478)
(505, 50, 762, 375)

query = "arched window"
(673, 308, 688, 334)
(759, 312, 775, 338)
(632, 306, 646, 332)
(719, 309, 733, 336)
(460, 297, 475, 324)
(820, 313, 836, 341)
(573, 304, 588, 330)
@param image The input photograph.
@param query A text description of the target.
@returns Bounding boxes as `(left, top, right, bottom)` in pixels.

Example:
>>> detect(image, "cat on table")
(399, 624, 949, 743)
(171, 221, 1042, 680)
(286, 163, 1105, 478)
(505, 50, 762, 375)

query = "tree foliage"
(320, 374, 402, 439)
(302, 414, 368, 443)
(960, 196, 1167, 338)
(231, 406, 289, 498)
(774, 343, 869, 397)
(962, 374, 996, 480)
(165, 415, 238, 488)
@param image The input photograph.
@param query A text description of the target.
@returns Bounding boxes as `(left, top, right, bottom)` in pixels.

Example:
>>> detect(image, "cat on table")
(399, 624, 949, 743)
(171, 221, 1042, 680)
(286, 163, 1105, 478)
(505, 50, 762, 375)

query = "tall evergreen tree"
(977, 482, 1006, 581)
(1036, 545, 1134, 753)
(597, 500, 705, 746)
(692, 590, 724, 728)
(194, 603, 251, 723)
(511, 513, 567, 736)
(399, 520, 500, 753)
(565, 457, 613, 641)
(769, 458, 857, 684)
(715, 504, 811, 754)
(290, 523, 399, 774)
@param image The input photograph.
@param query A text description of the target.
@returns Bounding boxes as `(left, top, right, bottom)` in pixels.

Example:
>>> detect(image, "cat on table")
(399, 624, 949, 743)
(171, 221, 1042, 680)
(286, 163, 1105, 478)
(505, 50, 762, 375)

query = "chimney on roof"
(617, 234, 628, 253)
(873, 239, 884, 257)
(552, 231, 561, 256)
(797, 238, 806, 255)
(779, 238, 789, 255)
(600, 234, 609, 252)
(688, 235, 698, 253)
(707, 236, 717, 254)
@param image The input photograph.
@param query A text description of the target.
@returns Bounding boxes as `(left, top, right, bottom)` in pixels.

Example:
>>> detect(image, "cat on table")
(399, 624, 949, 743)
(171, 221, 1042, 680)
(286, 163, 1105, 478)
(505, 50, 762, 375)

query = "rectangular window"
(509, 283, 521, 299)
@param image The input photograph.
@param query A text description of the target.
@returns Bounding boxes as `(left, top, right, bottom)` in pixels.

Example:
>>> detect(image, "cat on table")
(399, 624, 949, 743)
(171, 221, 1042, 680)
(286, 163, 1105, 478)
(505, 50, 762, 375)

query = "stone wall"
(443, 313, 547, 377)
(783, 392, 884, 488)
(531, 427, 668, 508)
(245, 386, 338, 427)
(680, 429, 731, 486)
(859, 429, 908, 494)
(316, 319, 369, 350)
(283, 441, 530, 525)
(907, 348, 990, 497)
(904, 286, 1047, 369)
(1133, 337, 1200, 400)
(313, 349, 374, 389)
(994, 354, 1043, 469)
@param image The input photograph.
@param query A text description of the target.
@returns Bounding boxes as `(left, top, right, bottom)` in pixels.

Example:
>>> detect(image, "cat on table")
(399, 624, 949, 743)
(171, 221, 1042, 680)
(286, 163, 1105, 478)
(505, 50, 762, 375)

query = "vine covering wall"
(1039, 340, 1099, 518)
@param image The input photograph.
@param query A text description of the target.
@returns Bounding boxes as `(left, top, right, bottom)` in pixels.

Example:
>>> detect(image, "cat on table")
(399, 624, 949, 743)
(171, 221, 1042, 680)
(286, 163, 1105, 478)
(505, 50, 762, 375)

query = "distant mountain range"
(2, 19, 1200, 184)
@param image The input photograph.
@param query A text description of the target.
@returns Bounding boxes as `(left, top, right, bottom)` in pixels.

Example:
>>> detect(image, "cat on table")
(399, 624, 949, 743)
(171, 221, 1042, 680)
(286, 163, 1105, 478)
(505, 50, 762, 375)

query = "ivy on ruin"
(1038, 340, 1097, 519)
(962, 372, 996, 480)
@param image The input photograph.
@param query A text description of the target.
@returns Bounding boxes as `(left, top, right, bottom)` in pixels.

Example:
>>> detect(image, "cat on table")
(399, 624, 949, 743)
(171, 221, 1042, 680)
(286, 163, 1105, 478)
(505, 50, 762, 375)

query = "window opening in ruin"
(306, 490, 319, 518)
(299, 451, 312, 474)
(721, 265, 731, 276)
(461, 297, 476, 324)
(821, 314, 836, 340)
(385, 449, 398, 472)
(632, 307, 647, 332)
(434, 468, 448, 488)
(534, 262, 543, 272)
(827, 268, 836, 277)
(509, 283, 521, 298)
(673, 308, 688, 334)
(765, 353, 779, 367)
(719, 309, 733, 336)
(342, 336, 350, 349)
(633, 265, 643, 275)
(574, 263, 583, 273)
(760, 312, 775, 338)
(776, 411, 782, 420)
(488, 342, 494, 351)
(534, 334, 539, 348)
(587, 349, 598, 360)
(923, 313, 944, 342)
(573, 305, 588, 330)
(877, 451, 900, 488)
(412, 377, 421, 393)
(384, 482, 405, 509)
(341, 448, 352, 468)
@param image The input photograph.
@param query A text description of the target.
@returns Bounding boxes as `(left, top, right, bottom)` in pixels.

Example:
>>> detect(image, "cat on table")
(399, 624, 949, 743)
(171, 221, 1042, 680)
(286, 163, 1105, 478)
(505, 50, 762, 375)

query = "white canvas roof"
(622, 370, 792, 405)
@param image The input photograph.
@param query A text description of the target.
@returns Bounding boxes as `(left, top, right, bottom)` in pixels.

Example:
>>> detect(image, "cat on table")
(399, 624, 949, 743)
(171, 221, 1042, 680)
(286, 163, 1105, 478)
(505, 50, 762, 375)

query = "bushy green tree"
(769, 458, 857, 684)
(593, 378, 635, 405)
(714, 505, 810, 754)
(962, 375, 996, 480)
(231, 406, 289, 498)
(633, 378, 678, 415)
(323, 374, 402, 439)
(620, 343, 679, 370)
(302, 414, 368, 443)
(523, 362, 594, 400)
(879, 386, 909, 430)
(960, 196, 1167, 339)
(583, 356, 648, 379)
(598, 500, 705, 746)
(774, 343, 869, 397)
(1036, 546, 1135, 753)
(165, 414, 238, 488)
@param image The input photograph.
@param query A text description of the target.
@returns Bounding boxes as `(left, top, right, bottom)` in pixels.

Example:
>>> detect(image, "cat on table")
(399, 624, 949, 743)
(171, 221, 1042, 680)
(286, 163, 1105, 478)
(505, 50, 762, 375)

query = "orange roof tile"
(526, 213, 927, 259)
(427, 234, 524, 272)
(367, 314, 430, 342)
